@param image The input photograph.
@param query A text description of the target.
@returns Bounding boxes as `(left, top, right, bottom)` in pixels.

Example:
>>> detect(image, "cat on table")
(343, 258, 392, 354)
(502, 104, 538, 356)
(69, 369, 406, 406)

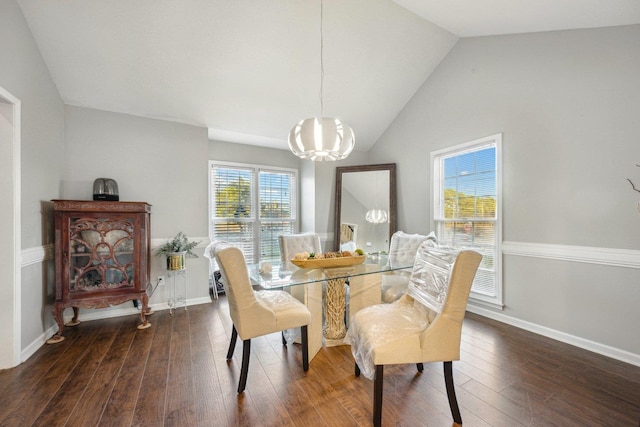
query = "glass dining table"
(248, 254, 412, 361)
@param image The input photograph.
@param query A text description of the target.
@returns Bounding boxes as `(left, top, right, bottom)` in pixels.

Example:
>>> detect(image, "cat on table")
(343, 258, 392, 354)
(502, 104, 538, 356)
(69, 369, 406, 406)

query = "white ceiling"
(393, 0, 640, 37)
(17, 0, 640, 152)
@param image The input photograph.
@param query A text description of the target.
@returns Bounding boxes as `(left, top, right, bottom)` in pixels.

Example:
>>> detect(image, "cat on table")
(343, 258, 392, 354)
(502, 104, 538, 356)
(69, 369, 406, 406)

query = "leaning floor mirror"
(334, 163, 396, 254)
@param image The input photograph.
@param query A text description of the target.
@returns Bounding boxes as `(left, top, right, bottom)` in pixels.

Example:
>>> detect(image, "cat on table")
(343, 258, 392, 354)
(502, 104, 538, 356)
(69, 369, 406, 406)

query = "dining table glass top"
(248, 254, 412, 289)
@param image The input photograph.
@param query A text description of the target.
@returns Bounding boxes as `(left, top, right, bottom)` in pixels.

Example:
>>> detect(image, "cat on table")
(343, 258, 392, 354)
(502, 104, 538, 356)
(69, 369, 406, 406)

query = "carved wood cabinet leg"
(46, 303, 66, 344)
(65, 306, 81, 327)
(137, 293, 152, 330)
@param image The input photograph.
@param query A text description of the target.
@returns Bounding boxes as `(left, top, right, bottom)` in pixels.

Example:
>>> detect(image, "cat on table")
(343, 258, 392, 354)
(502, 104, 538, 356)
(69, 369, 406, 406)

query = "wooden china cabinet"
(48, 200, 152, 344)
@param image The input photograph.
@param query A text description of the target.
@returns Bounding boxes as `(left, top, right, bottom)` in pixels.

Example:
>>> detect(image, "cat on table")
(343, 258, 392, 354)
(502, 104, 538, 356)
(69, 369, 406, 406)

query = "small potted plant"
(155, 232, 201, 271)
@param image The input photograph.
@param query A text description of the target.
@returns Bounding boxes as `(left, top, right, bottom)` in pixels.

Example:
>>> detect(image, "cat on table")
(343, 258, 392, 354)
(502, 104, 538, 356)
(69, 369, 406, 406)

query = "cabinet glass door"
(69, 217, 135, 293)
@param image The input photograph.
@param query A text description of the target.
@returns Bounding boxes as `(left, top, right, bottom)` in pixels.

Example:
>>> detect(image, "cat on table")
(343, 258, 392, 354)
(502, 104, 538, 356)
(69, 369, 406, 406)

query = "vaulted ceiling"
(17, 0, 640, 152)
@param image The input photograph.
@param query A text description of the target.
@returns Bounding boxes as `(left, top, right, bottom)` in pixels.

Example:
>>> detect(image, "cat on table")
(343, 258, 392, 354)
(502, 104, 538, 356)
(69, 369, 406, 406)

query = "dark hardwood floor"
(1, 296, 639, 426)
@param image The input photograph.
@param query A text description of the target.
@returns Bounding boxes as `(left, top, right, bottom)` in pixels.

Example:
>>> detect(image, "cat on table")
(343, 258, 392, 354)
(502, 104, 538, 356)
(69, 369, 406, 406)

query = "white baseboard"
(467, 303, 640, 367)
(61, 297, 213, 323)
(21, 324, 58, 363)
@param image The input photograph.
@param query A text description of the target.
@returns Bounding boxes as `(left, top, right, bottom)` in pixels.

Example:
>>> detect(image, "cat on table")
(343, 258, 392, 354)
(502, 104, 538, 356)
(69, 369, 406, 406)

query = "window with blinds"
(431, 134, 502, 307)
(209, 161, 297, 264)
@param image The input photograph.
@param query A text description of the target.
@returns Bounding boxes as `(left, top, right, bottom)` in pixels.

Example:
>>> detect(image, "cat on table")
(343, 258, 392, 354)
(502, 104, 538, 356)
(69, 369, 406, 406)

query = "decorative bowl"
(290, 255, 366, 269)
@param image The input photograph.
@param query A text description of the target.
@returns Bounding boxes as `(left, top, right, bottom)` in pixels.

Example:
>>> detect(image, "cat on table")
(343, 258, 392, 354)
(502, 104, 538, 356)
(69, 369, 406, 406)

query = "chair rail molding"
(21, 237, 213, 267)
(502, 241, 640, 269)
(21, 244, 54, 267)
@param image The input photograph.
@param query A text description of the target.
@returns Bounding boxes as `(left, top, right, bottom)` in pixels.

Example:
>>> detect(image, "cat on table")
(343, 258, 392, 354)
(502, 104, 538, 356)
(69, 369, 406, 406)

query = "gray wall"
(370, 25, 640, 358)
(1, 0, 65, 359)
(63, 106, 211, 311)
(64, 106, 209, 238)
(0, 0, 65, 248)
(208, 139, 299, 170)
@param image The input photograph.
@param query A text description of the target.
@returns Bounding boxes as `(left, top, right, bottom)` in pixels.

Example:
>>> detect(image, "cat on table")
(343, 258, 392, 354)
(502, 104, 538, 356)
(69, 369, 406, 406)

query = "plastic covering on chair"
(345, 243, 457, 380)
(204, 240, 236, 299)
(381, 231, 437, 303)
(213, 244, 311, 393)
(406, 245, 460, 314)
(344, 243, 482, 426)
(344, 297, 432, 380)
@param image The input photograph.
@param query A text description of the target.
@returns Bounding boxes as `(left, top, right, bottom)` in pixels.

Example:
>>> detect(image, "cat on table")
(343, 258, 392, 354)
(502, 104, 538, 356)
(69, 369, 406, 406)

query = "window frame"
(430, 133, 503, 308)
(208, 160, 298, 264)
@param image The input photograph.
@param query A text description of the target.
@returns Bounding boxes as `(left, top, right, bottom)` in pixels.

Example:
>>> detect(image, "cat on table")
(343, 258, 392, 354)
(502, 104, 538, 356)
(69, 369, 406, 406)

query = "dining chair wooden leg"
(301, 325, 309, 371)
(238, 339, 251, 393)
(417, 363, 424, 372)
(227, 325, 238, 359)
(282, 331, 287, 345)
(444, 361, 462, 426)
(355, 363, 360, 377)
(373, 365, 384, 427)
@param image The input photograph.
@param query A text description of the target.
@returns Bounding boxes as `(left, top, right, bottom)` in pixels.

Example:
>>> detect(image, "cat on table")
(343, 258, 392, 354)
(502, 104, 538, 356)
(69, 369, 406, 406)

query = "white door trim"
(0, 86, 21, 368)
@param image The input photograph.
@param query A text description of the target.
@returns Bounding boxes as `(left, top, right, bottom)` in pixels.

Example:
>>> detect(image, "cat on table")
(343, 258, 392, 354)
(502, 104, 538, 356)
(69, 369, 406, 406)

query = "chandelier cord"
(320, 0, 324, 117)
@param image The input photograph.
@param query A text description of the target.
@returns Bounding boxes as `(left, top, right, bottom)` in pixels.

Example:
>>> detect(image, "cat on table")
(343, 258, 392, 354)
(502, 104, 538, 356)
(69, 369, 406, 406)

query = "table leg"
(347, 272, 382, 322)
(306, 281, 323, 360)
(324, 275, 347, 346)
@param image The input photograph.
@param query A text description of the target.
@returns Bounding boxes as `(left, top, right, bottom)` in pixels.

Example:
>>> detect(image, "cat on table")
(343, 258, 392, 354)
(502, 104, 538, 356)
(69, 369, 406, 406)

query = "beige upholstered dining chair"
(278, 232, 322, 271)
(214, 244, 312, 393)
(278, 232, 323, 338)
(381, 231, 437, 302)
(345, 243, 482, 427)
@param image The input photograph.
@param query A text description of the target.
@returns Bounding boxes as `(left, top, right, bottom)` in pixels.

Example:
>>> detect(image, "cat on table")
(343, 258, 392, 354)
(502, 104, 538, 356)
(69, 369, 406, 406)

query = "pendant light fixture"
(365, 171, 388, 224)
(288, 0, 355, 161)
(365, 208, 388, 224)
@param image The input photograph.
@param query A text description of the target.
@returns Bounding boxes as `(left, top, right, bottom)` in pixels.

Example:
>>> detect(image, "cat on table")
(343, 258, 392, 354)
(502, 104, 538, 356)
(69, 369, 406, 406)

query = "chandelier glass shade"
(365, 208, 388, 224)
(288, 117, 355, 161)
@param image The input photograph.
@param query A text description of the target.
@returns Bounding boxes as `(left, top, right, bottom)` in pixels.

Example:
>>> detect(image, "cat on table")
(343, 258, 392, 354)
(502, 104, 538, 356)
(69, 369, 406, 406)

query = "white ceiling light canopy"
(288, 0, 355, 161)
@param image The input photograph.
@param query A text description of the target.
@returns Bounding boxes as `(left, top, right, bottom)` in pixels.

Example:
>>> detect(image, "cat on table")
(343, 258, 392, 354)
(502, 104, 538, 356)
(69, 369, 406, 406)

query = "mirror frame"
(333, 163, 397, 252)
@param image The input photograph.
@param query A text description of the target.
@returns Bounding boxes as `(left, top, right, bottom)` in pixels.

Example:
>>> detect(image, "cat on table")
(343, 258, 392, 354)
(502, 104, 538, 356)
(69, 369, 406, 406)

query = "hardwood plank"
(188, 302, 230, 426)
(0, 318, 108, 426)
(98, 314, 157, 427)
(32, 318, 127, 426)
(130, 309, 173, 426)
(164, 309, 197, 426)
(0, 333, 69, 395)
(0, 330, 76, 419)
(65, 316, 139, 427)
(274, 346, 354, 425)
(273, 379, 325, 426)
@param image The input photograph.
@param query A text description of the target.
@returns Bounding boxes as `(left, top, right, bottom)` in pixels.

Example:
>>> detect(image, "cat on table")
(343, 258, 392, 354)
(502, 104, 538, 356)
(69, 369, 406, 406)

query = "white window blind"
(431, 134, 502, 307)
(210, 161, 297, 264)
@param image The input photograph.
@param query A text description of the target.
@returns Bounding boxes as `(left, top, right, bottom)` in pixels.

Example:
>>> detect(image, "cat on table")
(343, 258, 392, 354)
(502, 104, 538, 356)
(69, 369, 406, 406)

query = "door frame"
(0, 86, 21, 368)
